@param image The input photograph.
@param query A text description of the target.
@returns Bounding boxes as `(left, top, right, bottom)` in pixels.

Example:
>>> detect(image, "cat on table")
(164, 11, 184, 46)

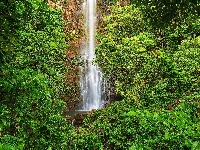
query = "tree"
(0, 0, 73, 149)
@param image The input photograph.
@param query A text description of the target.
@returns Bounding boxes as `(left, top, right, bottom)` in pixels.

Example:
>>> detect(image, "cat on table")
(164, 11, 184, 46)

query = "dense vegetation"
(73, 0, 200, 149)
(0, 0, 199, 149)
(0, 0, 73, 149)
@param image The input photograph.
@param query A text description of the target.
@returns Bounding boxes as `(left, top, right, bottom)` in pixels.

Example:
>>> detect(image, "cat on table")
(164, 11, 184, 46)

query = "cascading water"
(79, 0, 104, 110)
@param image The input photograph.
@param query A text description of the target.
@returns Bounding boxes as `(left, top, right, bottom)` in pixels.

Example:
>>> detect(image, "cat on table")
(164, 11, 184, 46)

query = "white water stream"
(79, 0, 104, 110)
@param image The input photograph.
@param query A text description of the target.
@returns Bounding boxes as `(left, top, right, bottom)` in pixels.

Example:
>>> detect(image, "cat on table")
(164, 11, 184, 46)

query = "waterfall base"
(64, 110, 93, 127)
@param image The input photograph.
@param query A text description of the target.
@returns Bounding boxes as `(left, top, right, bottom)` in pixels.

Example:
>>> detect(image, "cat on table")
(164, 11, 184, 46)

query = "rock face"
(48, 0, 85, 110)
(47, 0, 128, 112)
(64, 110, 89, 127)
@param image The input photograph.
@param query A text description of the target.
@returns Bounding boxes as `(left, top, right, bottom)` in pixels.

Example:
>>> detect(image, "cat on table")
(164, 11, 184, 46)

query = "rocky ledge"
(64, 110, 91, 127)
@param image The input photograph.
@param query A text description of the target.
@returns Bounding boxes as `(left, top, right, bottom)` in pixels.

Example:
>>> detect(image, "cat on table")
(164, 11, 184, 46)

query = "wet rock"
(64, 110, 89, 127)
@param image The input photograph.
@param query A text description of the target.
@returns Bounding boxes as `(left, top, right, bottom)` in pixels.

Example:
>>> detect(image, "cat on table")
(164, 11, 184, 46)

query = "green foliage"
(81, 101, 200, 149)
(0, 135, 24, 150)
(0, 0, 73, 149)
(130, 0, 199, 28)
(88, 1, 200, 149)
(1, 68, 73, 149)
(102, 5, 148, 39)
(96, 3, 200, 108)
(1, 0, 199, 149)
(68, 130, 103, 150)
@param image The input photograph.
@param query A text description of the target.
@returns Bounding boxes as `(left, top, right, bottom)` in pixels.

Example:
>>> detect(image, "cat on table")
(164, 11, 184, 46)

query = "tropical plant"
(0, 0, 73, 149)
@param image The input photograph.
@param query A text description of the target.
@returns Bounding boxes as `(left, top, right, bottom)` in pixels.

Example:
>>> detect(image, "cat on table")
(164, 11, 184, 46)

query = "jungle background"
(0, 0, 199, 149)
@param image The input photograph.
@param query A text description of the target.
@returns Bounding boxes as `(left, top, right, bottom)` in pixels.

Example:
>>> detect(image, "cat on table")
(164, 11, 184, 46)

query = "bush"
(0, 135, 24, 150)
(81, 101, 200, 149)
(0, 0, 73, 149)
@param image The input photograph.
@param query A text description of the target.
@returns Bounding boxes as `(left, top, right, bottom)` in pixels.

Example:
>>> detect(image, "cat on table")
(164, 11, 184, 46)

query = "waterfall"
(79, 0, 104, 110)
